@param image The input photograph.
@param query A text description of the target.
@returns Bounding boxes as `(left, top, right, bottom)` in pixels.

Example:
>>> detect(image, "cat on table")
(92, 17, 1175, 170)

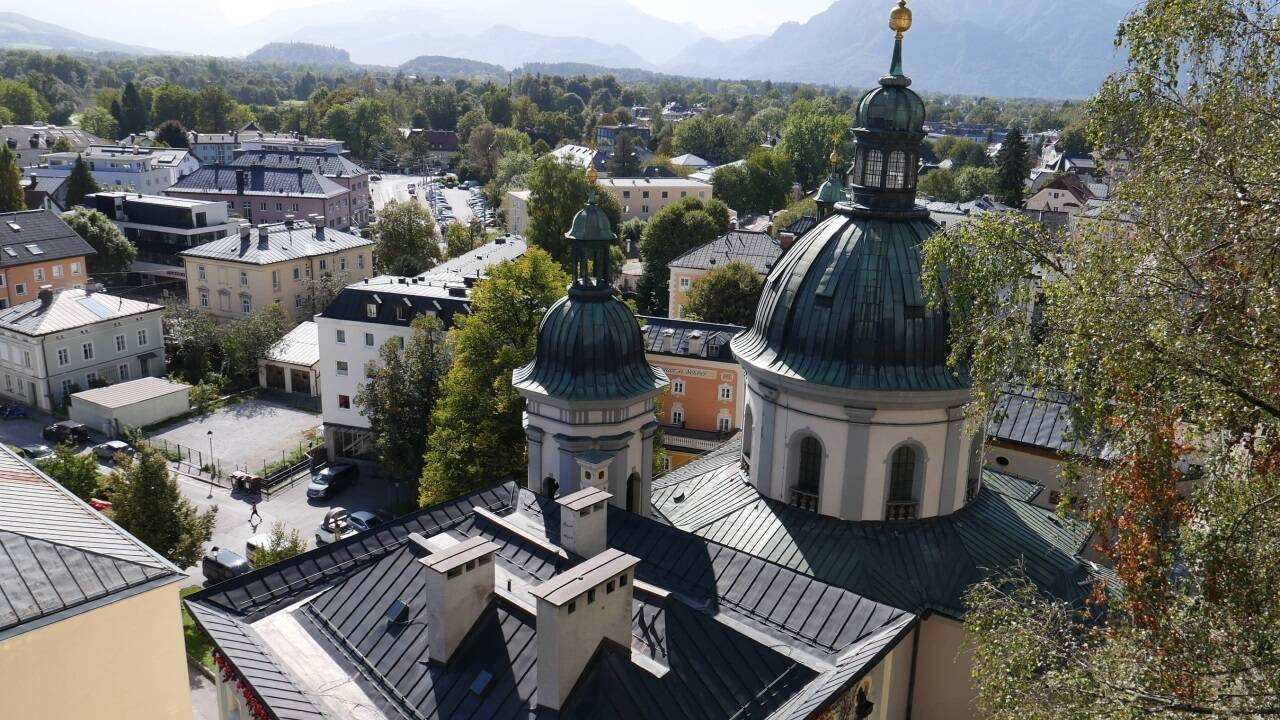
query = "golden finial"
(586, 166, 598, 185)
(829, 149, 841, 167)
(889, 0, 912, 39)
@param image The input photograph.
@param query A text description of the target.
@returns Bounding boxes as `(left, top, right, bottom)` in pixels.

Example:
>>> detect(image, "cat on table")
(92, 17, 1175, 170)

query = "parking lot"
(148, 398, 322, 474)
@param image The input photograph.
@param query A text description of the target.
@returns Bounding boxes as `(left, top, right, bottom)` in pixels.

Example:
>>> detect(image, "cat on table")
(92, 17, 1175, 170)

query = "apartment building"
(165, 165, 357, 230)
(639, 316, 745, 469)
(0, 210, 95, 309)
(594, 177, 712, 221)
(0, 287, 164, 412)
(35, 145, 198, 192)
(667, 230, 780, 319)
(189, 129, 345, 165)
(0, 123, 102, 167)
(506, 189, 531, 235)
(230, 150, 372, 226)
(178, 218, 374, 323)
(88, 192, 240, 290)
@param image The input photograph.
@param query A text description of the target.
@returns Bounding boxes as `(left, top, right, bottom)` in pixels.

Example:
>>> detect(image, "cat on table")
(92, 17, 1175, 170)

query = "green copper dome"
(855, 84, 926, 135)
(566, 199, 616, 245)
(816, 176, 845, 205)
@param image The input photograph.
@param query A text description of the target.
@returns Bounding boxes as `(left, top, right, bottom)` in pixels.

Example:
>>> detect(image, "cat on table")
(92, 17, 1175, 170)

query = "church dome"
(855, 84, 925, 135)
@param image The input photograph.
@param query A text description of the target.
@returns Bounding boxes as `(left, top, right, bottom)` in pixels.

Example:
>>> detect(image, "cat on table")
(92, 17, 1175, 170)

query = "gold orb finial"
(889, 0, 912, 39)
(586, 166, 598, 185)
(829, 149, 841, 167)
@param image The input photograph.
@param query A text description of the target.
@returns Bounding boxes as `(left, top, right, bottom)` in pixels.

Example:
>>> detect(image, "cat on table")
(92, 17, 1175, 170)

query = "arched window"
(886, 151, 906, 189)
(626, 472, 640, 512)
(863, 149, 884, 187)
(887, 446, 918, 520)
(789, 435, 823, 512)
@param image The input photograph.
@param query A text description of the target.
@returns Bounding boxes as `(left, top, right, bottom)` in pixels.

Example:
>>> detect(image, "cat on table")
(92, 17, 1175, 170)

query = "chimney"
(660, 327, 674, 353)
(531, 549, 640, 711)
(235, 168, 246, 196)
(28, 134, 39, 149)
(686, 330, 703, 356)
(420, 534, 500, 665)
(557, 487, 611, 559)
(37, 285, 54, 308)
(238, 222, 252, 243)
(257, 224, 270, 249)
(284, 214, 295, 228)
(312, 214, 325, 240)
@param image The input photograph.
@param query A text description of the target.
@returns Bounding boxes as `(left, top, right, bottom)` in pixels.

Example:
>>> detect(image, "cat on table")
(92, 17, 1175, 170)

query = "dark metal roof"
(988, 386, 1108, 459)
(669, 230, 782, 273)
(178, 222, 371, 265)
(513, 294, 668, 402)
(637, 314, 742, 361)
(0, 210, 96, 268)
(318, 277, 472, 329)
(186, 483, 916, 720)
(230, 150, 368, 179)
(167, 165, 346, 198)
(732, 212, 969, 392)
(780, 215, 819, 238)
(652, 439, 1101, 620)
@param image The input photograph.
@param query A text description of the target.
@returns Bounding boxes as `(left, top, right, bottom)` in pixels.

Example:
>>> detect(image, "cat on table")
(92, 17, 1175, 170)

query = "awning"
(129, 261, 187, 280)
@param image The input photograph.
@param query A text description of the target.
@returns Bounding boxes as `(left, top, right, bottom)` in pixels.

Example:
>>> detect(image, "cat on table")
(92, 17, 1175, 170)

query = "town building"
(189, 129, 347, 165)
(0, 287, 164, 411)
(505, 189, 531, 235)
(68, 375, 191, 438)
(549, 143, 595, 170)
(229, 149, 372, 227)
(418, 233, 528, 284)
(594, 123, 651, 148)
(403, 128, 461, 167)
(0, 445, 190, 719)
(178, 218, 374, 323)
(259, 319, 320, 399)
(594, 176, 712, 222)
(1023, 173, 1101, 216)
(0, 210, 95, 309)
(165, 165, 357, 230)
(639, 315, 745, 469)
(88, 192, 240, 291)
(32, 145, 197, 193)
(777, 213, 819, 251)
(666, 229, 781, 319)
(668, 152, 711, 171)
(0, 123, 102, 166)
(923, 196, 1014, 229)
(19, 173, 68, 212)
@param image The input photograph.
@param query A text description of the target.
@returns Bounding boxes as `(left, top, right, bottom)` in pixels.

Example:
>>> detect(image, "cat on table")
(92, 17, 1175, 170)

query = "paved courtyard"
(148, 398, 322, 475)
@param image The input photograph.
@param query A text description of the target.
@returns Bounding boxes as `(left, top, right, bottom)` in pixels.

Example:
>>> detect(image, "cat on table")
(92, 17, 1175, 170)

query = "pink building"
(165, 165, 357, 230)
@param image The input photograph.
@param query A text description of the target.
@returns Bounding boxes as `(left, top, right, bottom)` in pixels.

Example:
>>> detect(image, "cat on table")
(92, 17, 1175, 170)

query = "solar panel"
(77, 297, 116, 319)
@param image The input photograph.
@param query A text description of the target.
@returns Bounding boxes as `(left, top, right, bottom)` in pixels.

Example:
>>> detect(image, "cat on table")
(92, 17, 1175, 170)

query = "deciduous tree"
(109, 446, 216, 569)
(36, 442, 102, 499)
(525, 155, 622, 266)
(682, 261, 763, 326)
(62, 208, 135, 278)
(218, 304, 292, 384)
(636, 196, 731, 315)
(78, 105, 119, 141)
(247, 521, 307, 568)
(367, 200, 441, 276)
(154, 119, 189, 148)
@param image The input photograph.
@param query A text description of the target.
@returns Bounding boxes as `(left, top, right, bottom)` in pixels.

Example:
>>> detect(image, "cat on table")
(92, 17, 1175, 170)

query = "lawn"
(180, 585, 214, 671)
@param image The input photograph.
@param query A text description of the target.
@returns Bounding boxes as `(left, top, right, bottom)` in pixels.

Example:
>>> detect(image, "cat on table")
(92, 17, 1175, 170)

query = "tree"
(682, 261, 763, 326)
(356, 314, 450, 481)
(525, 155, 622, 266)
(246, 521, 307, 568)
(955, 166, 999, 201)
(994, 126, 1030, 206)
(78, 105, 119, 141)
(922, 2, 1280, 715)
(0, 146, 24, 213)
(63, 156, 99, 208)
(420, 248, 569, 505)
(196, 85, 238, 132)
(36, 441, 102, 499)
(778, 99, 855, 190)
(62, 208, 135, 280)
(714, 149, 795, 213)
(607, 132, 642, 177)
(1056, 122, 1092, 157)
(636, 196, 731, 315)
(163, 300, 219, 383)
(154, 120, 189, 148)
(672, 113, 751, 166)
(218, 304, 292, 384)
(367, 201, 441, 276)
(49, 137, 74, 153)
(444, 223, 478, 258)
(108, 446, 216, 569)
(324, 98, 391, 159)
(0, 80, 46, 123)
(917, 168, 961, 202)
(119, 81, 149, 137)
(150, 83, 198, 128)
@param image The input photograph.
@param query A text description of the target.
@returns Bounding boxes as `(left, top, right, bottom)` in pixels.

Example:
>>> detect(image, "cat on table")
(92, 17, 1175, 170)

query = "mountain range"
(0, 0, 1138, 98)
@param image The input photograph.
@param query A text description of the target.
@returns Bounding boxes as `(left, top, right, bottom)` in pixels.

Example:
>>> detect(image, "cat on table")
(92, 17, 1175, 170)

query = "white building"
(34, 146, 198, 193)
(0, 124, 102, 167)
(0, 287, 164, 412)
(506, 189, 531, 235)
(259, 320, 320, 397)
(87, 192, 240, 286)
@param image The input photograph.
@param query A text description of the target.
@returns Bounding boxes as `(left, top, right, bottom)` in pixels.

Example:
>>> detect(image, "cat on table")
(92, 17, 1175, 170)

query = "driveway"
(148, 398, 321, 476)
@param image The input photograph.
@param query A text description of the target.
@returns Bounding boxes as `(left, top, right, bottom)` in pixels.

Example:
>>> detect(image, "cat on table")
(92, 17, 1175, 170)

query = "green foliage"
(636, 196, 731, 315)
(672, 113, 751, 166)
(918, 166, 999, 203)
(682, 261, 763, 326)
(154, 120, 189, 148)
(0, 145, 24, 213)
(78, 105, 119, 140)
(994, 126, 1030, 206)
(187, 374, 226, 415)
(36, 441, 102, 499)
(247, 521, 308, 568)
(771, 198, 817, 238)
(420, 248, 569, 505)
(356, 314, 450, 482)
(62, 208, 135, 278)
(118, 81, 148, 136)
(607, 132, 642, 177)
(63, 156, 99, 207)
(929, 137, 990, 168)
(444, 223, 478, 258)
(150, 83, 199, 128)
(163, 300, 218, 383)
(525, 155, 622, 265)
(218, 304, 292, 384)
(323, 97, 392, 159)
(367, 200, 441, 276)
(180, 585, 214, 669)
(108, 446, 216, 568)
(0, 79, 47, 123)
(711, 148, 795, 213)
(1056, 122, 1091, 157)
(49, 136, 73, 153)
(778, 98, 855, 190)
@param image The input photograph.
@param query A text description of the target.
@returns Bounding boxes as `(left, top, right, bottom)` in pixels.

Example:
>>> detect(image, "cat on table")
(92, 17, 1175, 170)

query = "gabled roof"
(318, 276, 472, 329)
(230, 150, 367, 179)
(0, 446, 182, 639)
(669, 230, 781, 273)
(637, 314, 742, 361)
(166, 165, 346, 199)
(177, 222, 371, 265)
(417, 234, 527, 283)
(0, 289, 160, 337)
(669, 153, 710, 167)
(0, 209, 96, 268)
(263, 321, 319, 367)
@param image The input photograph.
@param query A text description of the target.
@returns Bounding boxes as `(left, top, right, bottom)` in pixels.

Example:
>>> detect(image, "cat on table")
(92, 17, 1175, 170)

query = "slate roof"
(230, 150, 368, 179)
(318, 276, 473, 329)
(167, 165, 346, 198)
(178, 222, 371, 265)
(0, 209, 96, 267)
(652, 438, 1103, 620)
(263, 321, 319, 367)
(0, 124, 101, 153)
(0, 445, 182, 639)
(669, 230, 782, 274)
(988, 386, 1109, 459)
(637, 315, 742, 362)
(186, 483, 916, 720)
(0, 289, 160, 337)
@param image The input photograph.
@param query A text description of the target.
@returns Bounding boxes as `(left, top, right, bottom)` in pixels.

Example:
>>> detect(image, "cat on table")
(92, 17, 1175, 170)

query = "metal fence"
(143, 436, 324, 493)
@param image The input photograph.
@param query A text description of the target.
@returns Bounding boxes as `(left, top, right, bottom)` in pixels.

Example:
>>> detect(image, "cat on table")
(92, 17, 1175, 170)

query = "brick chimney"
(531, 549, 640, 711)
(420, 534, 500, 665)
(557, 487, 610, 559)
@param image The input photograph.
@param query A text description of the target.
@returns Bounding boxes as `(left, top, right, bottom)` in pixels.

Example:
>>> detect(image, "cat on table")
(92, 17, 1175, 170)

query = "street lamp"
(206, 430, 215, 498)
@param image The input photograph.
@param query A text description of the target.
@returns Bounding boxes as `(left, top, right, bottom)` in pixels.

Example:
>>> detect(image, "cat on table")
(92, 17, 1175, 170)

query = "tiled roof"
(230, 150, 367, 178)
(263, 321, 319, 367)
(669, 230, 782, 273)
(186, 483, 916, 719)
(780, 215, 818, 237)
(70, 376, 189, 410)
(0, 446, 182, 638)
(178, 222, 371, 265)
(652, 438, 1103, 620)
(0, 289, 159, 337)
(637, 314, 742, 361)
(0, 124, 101, 152)
(0, 210, 96, 268)
(166, 165, 346, 198)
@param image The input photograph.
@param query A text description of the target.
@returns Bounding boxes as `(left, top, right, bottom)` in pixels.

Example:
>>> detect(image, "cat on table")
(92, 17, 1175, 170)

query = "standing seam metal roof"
(669, 230, 782, 274)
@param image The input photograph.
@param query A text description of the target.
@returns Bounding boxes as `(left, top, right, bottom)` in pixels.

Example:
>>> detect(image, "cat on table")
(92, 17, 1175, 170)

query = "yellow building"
(666, 230, 781, 319)
(0, 445, 191, 719)
(179, 217, 374, 323)
(594, 176, 712, 221)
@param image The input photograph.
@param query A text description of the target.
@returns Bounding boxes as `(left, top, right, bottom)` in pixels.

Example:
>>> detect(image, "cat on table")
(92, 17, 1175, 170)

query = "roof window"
(25, 244, 44, 255)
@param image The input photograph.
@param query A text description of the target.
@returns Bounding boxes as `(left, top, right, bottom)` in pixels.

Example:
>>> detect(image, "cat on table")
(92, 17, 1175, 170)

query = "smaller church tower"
(814, 149, 846, 221)
(513, 170, 668, 515)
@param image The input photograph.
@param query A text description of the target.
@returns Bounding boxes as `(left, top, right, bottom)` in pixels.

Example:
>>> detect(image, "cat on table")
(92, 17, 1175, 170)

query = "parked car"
(88, 498, 112, 512)
(92, 440, 135, 462)
(346, 510, 388, 534)
(306, 463, 359, 499)
(42, 421, 90, 445)
(202, 547, 252, 586)
(15, 444, 53, 460)
(314, 507, 353, 545)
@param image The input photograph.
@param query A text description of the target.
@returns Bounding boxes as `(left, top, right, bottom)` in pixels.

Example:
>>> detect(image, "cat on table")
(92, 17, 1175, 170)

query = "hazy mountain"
(0, 11, 158, 55)
(246, 42, 351, 66)
(664, 35, 765, 77)
(399, 55, 507, 80)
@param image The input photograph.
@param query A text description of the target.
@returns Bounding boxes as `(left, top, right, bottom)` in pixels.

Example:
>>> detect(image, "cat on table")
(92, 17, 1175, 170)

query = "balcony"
(789, 487, 819, 513)
(885, 501, 918, 521)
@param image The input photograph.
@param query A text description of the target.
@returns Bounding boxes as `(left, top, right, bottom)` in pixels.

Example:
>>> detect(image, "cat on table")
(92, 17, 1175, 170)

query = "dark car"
(15, 444, 54, 460)
(201, 546, 252, 586)
(346, 510, 388, 534)
(42, 420, 90, 445)
(306, 463, 359, 499)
